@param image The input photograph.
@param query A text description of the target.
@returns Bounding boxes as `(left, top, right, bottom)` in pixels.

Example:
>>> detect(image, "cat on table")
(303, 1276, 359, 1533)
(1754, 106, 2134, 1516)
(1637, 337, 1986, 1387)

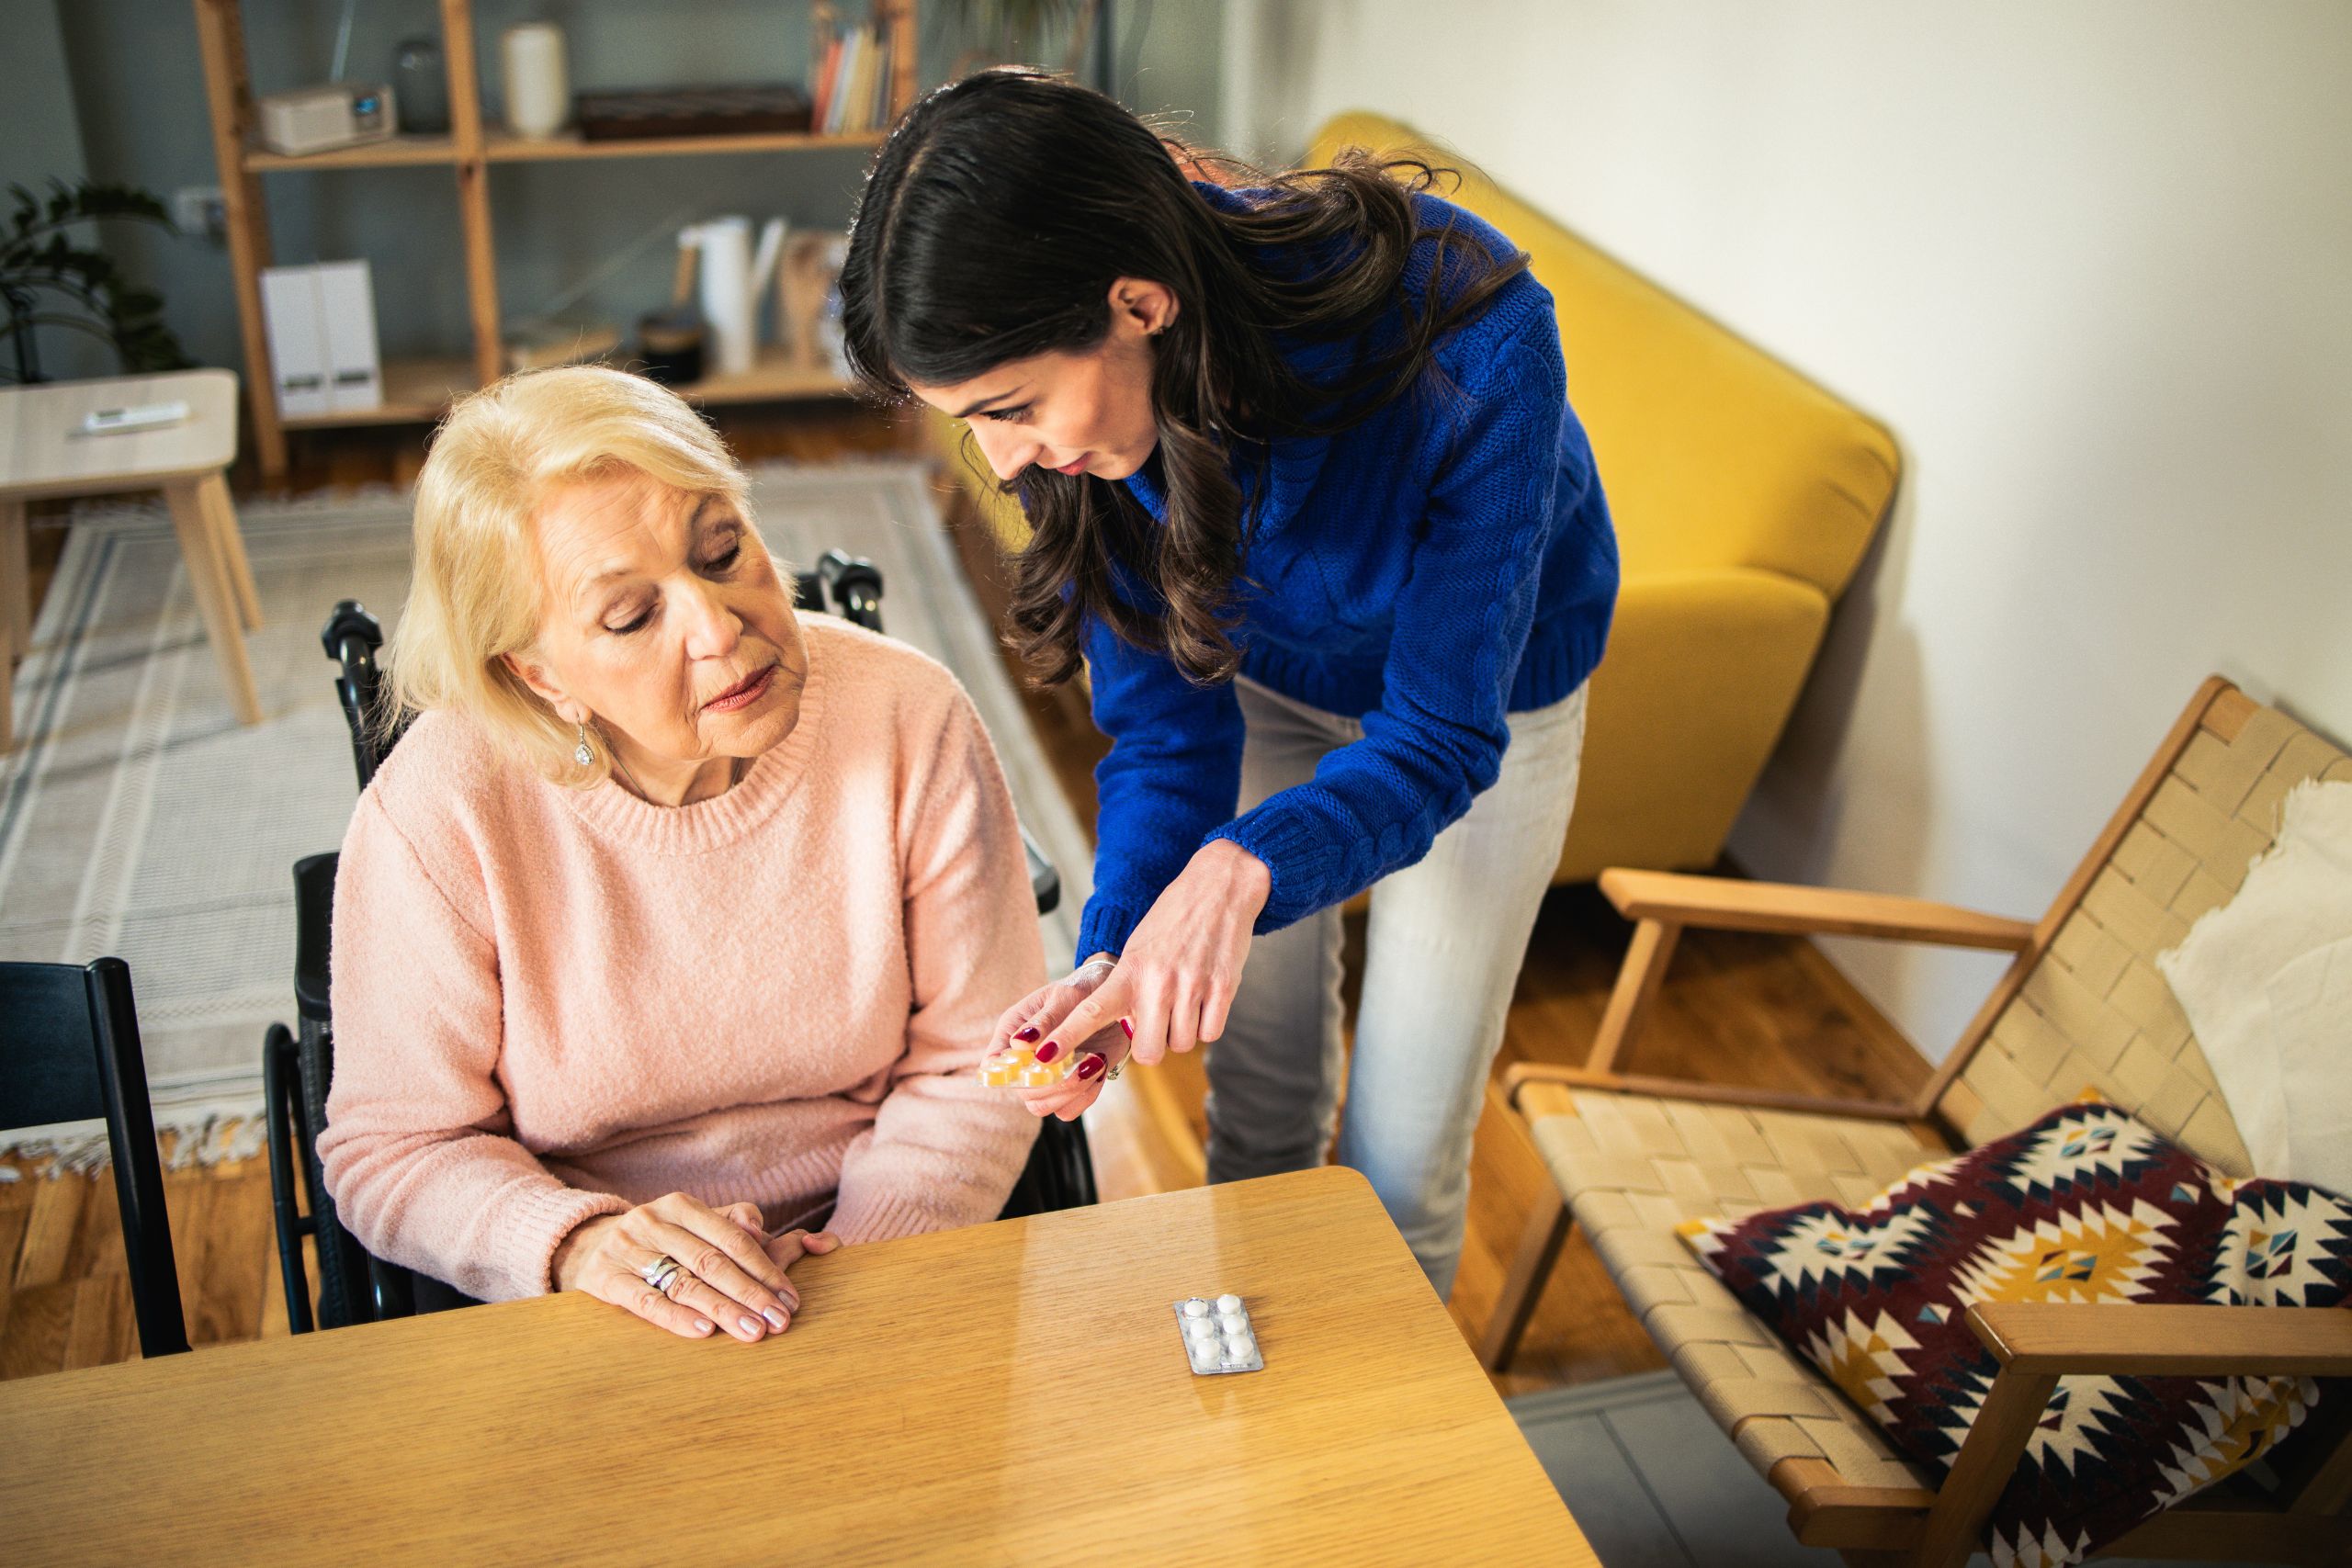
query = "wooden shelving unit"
(193, 0, 918, 478)
(277, 355, 474, 430)
(482, 128, 889, 163)
(242, 135, 460, 172)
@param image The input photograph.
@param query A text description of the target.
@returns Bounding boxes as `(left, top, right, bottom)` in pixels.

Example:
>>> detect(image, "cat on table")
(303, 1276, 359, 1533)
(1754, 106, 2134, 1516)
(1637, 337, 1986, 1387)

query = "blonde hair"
(388, 365, 755, 784)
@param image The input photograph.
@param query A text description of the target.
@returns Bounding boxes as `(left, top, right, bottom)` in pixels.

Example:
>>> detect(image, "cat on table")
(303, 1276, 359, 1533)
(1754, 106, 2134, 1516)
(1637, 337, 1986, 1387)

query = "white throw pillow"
(2265, 935, 2352, 1197)
(2155, 779, 2352, 1178)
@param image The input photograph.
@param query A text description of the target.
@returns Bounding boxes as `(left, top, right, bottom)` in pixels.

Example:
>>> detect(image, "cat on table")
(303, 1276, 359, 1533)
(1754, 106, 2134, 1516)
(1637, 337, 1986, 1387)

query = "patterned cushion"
(1678, 1096, 2352, 1567)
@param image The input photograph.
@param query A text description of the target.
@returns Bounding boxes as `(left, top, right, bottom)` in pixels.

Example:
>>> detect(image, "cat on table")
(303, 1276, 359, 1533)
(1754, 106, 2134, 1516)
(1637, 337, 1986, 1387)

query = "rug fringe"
(1, 1111, 269, 1178)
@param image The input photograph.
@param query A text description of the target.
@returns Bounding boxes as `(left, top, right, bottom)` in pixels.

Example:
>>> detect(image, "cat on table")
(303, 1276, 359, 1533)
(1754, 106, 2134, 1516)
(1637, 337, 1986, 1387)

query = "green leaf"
(0, 176, 191, 377)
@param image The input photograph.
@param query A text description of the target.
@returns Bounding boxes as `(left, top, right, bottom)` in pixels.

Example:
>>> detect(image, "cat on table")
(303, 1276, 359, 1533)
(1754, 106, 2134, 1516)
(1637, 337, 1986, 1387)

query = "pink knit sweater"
(319, 616, 1044, 1302)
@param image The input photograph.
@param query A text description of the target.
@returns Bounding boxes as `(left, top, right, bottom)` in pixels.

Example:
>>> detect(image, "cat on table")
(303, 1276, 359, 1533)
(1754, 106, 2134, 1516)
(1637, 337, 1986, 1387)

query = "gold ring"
(1103, 1062, 1124, 1081)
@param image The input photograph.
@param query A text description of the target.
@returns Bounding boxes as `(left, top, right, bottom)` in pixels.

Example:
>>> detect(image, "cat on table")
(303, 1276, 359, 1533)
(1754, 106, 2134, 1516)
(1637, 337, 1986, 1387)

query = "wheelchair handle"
(817, 549, 884, 631)
(321, 598, 383, 662)
(322, 601, 395, 790)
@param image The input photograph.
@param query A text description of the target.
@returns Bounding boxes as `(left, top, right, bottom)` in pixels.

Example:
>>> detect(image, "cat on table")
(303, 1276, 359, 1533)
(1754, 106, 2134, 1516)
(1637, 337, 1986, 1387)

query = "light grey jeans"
(1207, 675, 1589, 1299)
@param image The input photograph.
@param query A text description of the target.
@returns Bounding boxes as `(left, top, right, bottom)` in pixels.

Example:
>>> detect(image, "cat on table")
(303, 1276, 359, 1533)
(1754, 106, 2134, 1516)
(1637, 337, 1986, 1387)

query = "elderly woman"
(319, 366, 1042, 1342)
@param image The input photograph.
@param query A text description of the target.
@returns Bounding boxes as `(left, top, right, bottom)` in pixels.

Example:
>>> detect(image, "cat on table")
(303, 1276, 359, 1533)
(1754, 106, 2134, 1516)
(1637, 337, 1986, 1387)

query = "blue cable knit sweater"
(1075, 185, 1620, 962)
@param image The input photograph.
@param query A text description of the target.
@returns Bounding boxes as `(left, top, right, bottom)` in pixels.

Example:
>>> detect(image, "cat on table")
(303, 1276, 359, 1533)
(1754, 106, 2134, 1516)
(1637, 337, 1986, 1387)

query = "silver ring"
(1103, 1062, 1124, 1081)
(639, 1255, 685, 1297)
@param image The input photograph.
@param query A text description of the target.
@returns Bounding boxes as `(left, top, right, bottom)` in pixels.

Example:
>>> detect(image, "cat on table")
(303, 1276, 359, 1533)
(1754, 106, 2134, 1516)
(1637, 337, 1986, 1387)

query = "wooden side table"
(0, 369, 263, 749)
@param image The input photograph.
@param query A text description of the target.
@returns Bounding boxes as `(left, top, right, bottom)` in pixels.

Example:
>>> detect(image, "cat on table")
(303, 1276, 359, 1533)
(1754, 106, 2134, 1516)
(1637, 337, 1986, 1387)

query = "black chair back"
(0, 958, 190, 1357)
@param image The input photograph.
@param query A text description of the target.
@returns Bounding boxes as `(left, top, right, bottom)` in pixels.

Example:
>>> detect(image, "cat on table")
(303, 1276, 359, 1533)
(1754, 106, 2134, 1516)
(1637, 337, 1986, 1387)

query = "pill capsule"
(1216, 1294, 1243, 1314)
(976, 1051, 1025, 1086)
(1182, 1298, 1210, 1318)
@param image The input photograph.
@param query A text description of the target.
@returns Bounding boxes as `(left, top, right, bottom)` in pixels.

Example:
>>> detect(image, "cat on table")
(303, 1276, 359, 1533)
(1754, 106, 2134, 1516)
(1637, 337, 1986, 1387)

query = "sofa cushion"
(1679, 1095, 2352, 1566)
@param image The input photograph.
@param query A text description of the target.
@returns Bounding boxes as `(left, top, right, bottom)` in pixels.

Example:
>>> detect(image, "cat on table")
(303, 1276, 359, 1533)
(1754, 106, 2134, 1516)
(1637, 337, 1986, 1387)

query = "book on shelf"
(811, 33, 843, 130)
(866, 31, 891, 130)
(810, 23, 891, 135)
(847, 29, 877, 132)
(834, 28, 866, 134)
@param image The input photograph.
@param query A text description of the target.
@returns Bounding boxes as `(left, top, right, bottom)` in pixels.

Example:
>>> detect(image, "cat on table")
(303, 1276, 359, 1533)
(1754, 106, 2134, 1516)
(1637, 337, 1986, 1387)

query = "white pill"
(1182, 1298, 1210, 1318)
(1218, 1313, 1247, 1333)
(1216, 1293, 1243, 1314)
(1192, 1344, 1225, 1368)
(1184, 1316, 1216, 1339)
(1225, 1337, 1254, 1360)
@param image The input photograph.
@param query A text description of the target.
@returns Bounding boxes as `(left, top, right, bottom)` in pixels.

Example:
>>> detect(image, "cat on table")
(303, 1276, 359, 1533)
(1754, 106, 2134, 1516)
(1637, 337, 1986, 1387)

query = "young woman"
(840, 70, 1619, 1295)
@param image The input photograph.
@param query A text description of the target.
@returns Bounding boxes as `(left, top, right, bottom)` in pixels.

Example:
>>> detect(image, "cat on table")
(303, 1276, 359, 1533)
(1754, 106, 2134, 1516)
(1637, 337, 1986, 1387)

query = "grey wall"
(28, 0, 1224, 376)
(5, 0, 110, 379)
(5, 0, 86, 194)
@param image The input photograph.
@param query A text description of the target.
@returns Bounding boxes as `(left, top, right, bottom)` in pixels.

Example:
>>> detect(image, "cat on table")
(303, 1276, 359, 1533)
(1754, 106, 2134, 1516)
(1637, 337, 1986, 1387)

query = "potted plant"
(3, 179, 190, 384)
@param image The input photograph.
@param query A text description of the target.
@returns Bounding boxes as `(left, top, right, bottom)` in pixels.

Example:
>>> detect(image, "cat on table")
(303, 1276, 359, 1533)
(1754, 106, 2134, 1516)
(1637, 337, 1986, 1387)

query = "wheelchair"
(266, 551, 1095, 1333)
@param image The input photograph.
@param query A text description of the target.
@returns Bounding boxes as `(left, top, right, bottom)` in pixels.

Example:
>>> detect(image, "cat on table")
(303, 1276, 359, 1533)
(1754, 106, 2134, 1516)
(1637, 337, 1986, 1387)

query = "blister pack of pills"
(1173, 1293, 1263, 1375)
(977, 1042, 1074, 1088)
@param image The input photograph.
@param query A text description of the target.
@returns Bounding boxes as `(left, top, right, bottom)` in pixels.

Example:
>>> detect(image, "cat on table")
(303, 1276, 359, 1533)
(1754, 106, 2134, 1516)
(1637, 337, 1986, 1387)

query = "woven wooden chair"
(1482, 678, 2352, 1567)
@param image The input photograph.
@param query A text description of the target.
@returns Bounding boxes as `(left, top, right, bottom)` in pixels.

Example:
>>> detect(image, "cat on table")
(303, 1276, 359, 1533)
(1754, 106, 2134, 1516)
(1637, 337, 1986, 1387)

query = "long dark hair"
(840, 69, 1528, 687)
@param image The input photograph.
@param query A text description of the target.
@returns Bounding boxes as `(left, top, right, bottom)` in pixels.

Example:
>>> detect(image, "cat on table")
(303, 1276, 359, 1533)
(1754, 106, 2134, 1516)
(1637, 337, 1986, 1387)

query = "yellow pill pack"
(976, 1042, 1075, 1089)
(1173, 1293, 1264, 1375)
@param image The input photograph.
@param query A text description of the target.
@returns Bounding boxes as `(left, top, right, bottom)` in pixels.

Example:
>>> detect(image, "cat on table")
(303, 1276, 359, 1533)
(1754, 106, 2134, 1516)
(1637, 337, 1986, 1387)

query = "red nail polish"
(1074, 1054, 1106, 1081)
(1118, 1017, 1135, 1040)
(1014, 1026, 1041, 1043)
(1034, 1039, 1060, 1063)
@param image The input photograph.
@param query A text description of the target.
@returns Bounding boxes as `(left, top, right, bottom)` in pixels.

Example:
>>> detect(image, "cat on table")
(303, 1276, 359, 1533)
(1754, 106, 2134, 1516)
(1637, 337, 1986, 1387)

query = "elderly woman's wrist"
(550, 1212, 620, 1291)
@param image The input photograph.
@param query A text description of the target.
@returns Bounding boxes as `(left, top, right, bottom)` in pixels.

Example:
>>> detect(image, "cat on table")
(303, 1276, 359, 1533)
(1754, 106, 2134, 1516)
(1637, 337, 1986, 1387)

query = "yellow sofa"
(932, 111, 1899, 884)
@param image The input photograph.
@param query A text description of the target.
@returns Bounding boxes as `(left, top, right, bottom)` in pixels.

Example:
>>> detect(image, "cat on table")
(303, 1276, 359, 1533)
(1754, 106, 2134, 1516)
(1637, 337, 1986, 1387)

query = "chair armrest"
(1599, 868, 2036, 952)
(1917, 1301, 2352, 1568)
(1968, 1302, 2352, 1377)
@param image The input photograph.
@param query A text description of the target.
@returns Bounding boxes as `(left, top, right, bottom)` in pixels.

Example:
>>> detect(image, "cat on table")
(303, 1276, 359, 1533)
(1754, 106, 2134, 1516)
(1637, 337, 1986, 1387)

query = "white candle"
(502, 23, 569, 140)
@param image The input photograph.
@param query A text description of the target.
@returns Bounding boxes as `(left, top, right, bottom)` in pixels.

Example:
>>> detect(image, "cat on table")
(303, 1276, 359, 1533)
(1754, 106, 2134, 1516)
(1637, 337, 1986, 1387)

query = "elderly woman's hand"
(986, 953, 1130, 1122)
(551, 1193, 839, 1342)
(995, 840, 1270, 1123)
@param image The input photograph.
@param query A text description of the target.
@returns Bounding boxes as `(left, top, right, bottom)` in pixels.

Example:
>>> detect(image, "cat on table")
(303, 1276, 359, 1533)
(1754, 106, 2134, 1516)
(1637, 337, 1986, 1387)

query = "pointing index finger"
(1043, 971, 1130, 1065)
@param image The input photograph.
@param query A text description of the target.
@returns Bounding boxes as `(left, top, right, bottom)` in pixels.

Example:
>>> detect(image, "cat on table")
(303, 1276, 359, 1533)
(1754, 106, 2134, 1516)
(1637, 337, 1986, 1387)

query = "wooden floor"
(1, 403, 1929, 1389)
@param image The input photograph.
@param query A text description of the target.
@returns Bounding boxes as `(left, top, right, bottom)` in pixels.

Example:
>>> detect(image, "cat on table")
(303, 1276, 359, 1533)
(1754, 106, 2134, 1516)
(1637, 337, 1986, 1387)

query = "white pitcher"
(679, 217, 786, 377)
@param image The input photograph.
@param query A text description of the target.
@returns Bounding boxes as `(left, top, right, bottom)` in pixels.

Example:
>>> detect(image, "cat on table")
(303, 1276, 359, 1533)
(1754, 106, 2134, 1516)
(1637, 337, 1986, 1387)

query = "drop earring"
(573, 723, 594, 768)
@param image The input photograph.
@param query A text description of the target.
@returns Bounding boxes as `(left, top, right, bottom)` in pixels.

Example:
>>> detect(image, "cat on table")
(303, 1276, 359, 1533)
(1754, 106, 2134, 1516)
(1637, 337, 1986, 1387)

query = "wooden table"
(0, 1167, 1595, 1565)
(0, 369, 263, 749)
